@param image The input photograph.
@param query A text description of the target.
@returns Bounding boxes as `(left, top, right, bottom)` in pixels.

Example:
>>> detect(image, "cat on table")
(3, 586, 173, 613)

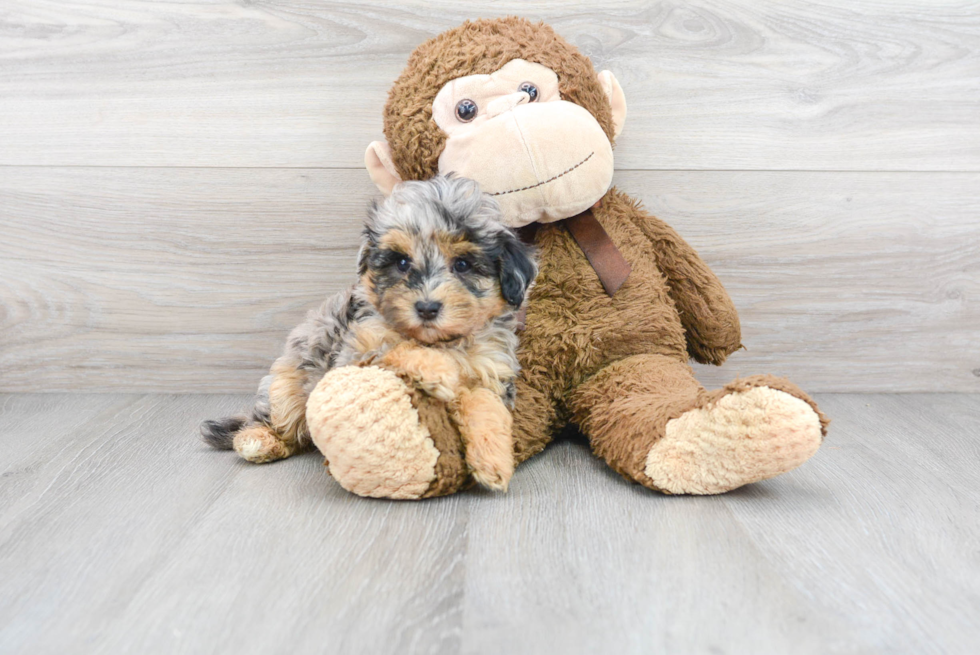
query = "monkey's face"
(431, 60, 619, 227)
(359, 181, 537, 344)
(367, 57, 628, 229)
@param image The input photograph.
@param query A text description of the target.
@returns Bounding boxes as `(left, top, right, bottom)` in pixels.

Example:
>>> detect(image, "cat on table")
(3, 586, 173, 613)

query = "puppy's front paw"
(381, 344, 460, 401)
(469, 454, 514, 492)
(454, 387, 515, 492)
(419, 379, 458, 404)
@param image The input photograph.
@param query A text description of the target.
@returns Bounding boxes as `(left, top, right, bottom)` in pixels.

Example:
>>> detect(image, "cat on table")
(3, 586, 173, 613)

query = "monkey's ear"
(365, 141, 402, 195)
(597, 71, 627, 139)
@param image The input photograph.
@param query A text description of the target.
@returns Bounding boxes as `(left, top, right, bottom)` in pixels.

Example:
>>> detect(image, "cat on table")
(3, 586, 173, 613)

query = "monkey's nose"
(486, 92, 530, 118)
(415, 300, 443, 321)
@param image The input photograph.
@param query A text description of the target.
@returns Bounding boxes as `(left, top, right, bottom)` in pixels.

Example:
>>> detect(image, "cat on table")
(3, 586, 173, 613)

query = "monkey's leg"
(232, 360, 314, 464)
(568, 355, 826, 494)
(452, 387, 514, 492)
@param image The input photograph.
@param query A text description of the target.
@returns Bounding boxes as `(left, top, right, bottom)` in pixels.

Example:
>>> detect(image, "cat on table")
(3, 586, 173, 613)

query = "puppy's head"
(358, 174, 537, 344)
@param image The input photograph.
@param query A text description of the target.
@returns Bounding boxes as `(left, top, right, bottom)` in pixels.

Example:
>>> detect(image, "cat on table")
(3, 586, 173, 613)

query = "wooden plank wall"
(1, 1, 978, 393)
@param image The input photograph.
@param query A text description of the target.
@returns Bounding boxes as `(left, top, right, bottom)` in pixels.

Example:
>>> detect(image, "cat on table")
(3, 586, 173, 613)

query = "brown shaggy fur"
(568, 354, 704, 489)
(511, 189, 751, 465)
(410, 390, 472, 498)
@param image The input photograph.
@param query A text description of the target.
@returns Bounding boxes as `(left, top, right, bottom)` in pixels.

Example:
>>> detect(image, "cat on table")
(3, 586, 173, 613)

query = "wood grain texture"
(1, 0, 978, 170)
(464, 392, 980, 654)
(0, 393, 978, 653)
(2, 167, 978, 392)
(0, 167, 366, 392)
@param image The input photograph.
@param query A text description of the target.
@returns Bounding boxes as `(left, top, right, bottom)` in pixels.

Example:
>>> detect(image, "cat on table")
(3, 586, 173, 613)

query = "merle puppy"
(201, 174, 537, 490)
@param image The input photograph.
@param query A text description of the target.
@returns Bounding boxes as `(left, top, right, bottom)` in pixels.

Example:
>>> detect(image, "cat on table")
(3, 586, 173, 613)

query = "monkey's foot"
(644, 385, 824, 495)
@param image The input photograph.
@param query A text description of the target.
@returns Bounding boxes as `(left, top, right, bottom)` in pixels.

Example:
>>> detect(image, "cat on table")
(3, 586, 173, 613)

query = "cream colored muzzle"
(437, 101, 614, 228)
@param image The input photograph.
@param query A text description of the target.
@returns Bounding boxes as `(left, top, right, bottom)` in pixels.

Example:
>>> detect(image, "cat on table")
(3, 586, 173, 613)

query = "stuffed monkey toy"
(306, 17, 828, 498)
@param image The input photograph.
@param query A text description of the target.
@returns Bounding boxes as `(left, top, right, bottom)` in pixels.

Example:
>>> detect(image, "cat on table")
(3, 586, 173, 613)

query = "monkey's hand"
(380, 342, 460, 403)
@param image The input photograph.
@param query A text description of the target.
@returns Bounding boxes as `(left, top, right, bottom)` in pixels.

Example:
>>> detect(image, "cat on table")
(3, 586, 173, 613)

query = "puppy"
(201, 174, 537, 491)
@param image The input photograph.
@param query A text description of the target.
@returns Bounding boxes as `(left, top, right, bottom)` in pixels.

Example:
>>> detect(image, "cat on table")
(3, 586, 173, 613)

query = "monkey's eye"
(518, 82, 539, 102)
(452, 258, 471, 274)
(455, 99, 478, 122)
(395, 257, 412, 273)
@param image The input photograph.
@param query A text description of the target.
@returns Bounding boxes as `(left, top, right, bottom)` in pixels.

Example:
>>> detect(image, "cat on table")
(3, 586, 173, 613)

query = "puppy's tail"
(200, 416, 247, 450)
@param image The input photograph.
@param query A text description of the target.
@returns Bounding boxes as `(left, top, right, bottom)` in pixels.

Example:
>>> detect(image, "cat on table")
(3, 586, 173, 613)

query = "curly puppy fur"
(201, 175, 537, 489)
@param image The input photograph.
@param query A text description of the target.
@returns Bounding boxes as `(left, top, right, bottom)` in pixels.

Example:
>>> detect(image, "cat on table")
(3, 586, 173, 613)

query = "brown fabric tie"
(564, 209, 632, 296)
(513, 208, 631, 330)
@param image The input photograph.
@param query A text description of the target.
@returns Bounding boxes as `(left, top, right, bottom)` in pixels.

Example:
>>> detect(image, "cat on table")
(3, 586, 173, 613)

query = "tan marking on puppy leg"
(233, 425, 292, 464)
(382, 342, 460, 402)
(454, 387, 514, 491)
(268, 361, 312, 452)
(645, 386, 823, 495)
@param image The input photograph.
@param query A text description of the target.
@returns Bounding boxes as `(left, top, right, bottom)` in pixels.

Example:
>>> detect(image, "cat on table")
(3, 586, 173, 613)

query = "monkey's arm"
(616, 195, 742, 365)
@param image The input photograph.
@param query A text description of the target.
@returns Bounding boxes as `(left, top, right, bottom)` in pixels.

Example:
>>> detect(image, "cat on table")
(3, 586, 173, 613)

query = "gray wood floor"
(1, 393, 977, 654)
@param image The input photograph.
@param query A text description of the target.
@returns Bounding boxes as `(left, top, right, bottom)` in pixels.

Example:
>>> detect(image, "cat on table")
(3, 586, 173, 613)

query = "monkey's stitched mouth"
(488, 152, 594, 197)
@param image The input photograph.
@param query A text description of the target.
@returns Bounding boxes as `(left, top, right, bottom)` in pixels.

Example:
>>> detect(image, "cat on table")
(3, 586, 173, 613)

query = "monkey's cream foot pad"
(645, 386, 824, 495)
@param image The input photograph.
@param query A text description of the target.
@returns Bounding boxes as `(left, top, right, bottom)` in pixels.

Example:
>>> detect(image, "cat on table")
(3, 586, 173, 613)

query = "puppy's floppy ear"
(496, 230, 538, 307)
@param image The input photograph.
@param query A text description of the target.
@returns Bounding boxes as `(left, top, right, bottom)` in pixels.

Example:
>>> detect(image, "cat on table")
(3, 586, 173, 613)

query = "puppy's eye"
(518, 82, 539, 102)
(396, 257, 411, 273)
(455, 99, 478, 122)
(452, 258, 471, 274)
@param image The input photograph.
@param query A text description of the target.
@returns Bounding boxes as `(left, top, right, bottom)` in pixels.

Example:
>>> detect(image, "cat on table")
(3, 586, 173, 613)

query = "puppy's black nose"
(415, 300, 443, 321)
